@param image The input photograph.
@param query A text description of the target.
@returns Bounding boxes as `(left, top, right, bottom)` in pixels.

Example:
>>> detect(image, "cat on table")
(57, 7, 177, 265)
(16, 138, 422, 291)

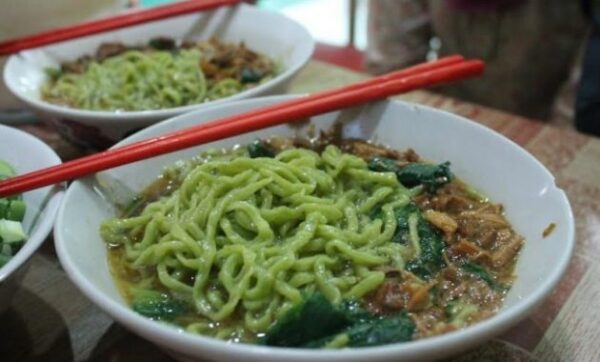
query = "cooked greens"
(389, 202, 445, 279)
(368, 156, 453, 192)
(461, 262, 505, 291)
(0, 160, 27, 268)
(263, 293, 415, 348)
(131, 289, 188, 321)
(247, 140, 275, 158)
(261, 293, 349, 347)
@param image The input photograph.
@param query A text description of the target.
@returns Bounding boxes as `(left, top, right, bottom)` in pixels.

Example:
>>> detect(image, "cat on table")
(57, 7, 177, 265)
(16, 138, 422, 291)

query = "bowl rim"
(2, 3, 315, 122)
(0, 124, 64, 283)
(54, 95, 575, 360)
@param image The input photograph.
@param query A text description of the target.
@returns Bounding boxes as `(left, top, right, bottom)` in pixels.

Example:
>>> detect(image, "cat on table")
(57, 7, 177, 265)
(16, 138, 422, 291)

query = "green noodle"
(101, 145, 414, 340)
(42, 48, 242, 111)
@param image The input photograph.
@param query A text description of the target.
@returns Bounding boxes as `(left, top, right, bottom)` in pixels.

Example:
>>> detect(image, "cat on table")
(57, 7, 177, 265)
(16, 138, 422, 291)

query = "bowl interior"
(0, 125, 63, 282)
(55, 96, 574, 361)
(4, 4, 314, 120)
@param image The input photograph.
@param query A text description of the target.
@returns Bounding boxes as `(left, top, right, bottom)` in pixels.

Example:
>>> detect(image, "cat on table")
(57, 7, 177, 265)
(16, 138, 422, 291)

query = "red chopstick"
(133, 56, 467, 147)
(0, 55, 465, 192)
(49, 55, 466, 168)
(0, 58, 484, 197)
(0, 0, 240, 56)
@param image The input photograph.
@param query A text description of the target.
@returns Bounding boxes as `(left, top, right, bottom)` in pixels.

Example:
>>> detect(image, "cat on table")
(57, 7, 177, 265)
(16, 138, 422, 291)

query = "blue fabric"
(576, 0, 600, 136)
(140, 0, 175, 7)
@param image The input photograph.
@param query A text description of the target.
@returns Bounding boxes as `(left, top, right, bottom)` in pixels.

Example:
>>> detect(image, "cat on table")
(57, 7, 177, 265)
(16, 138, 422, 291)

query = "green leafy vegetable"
(405, 217, 445, 279)
(148, 37, 176, 50)
(131, 289, 188, 321)
(391, 203, 419, 244)
(248, 140, 275, 158)
(343, 313, 415, 347)
(396, 162, 453, 192)
(261, 292, 350, 347)
(43, 67, 63, 81)
(367, 157, 454, 192)
(461, 262, 505, 291)
(389, 203, 445, 279)
(367, 157, 399, 174)
(0, 160, 27, 267)
(264, 294, 415, 348)
(339, 299, 373, 323)
(241, 68, 263, 83)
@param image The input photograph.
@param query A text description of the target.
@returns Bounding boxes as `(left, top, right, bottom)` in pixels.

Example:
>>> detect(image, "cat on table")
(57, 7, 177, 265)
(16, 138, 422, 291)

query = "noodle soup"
(100, 137, 523, 348)
(42, 38, 278, 112)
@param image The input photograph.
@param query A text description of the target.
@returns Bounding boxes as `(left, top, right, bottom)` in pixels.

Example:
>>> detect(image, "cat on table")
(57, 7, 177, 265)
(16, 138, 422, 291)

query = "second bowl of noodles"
(3, 3, 313, 148)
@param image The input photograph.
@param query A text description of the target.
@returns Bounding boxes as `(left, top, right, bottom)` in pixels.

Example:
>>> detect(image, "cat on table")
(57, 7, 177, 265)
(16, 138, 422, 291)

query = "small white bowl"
(3, 4, 314, 148)
(0, 124, 63, 312)
(54, 95, 574, 361)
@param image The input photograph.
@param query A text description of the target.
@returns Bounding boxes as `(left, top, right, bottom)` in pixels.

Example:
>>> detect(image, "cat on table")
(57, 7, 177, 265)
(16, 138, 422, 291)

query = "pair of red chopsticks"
(0, 0, 240, 56)
(0, 56, 484, 197)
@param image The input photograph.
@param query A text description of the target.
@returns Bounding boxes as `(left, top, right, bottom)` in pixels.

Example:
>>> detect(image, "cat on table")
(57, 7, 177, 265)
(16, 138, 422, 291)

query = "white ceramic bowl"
(3, 4, 314, 148)
(0, 124, 63, 313)
(54, 96, 574, 361)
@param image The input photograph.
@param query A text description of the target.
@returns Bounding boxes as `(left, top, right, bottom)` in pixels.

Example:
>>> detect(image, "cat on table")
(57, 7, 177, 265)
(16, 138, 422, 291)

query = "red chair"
(313, 0, 364, 71)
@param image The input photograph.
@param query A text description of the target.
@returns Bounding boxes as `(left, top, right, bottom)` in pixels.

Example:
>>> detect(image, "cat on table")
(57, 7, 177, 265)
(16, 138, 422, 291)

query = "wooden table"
(2, 61, 599, 362)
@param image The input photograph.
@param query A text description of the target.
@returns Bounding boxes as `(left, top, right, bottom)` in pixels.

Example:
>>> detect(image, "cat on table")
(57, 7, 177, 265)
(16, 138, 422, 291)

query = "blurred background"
(0, 0, 597, 136)
(250, 0, 591, 135)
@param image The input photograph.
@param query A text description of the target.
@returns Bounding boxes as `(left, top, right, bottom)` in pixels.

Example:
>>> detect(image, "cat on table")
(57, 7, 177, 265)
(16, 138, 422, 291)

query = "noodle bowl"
(3, 4, 314, 145)
(54, 96, 574, 361)
(101, 139, 522, 347)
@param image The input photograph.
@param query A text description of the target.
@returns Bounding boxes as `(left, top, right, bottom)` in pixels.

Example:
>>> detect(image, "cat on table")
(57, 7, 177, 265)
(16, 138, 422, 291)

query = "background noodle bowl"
(42, 38, 278, 112)
(3, 4, 314, 147)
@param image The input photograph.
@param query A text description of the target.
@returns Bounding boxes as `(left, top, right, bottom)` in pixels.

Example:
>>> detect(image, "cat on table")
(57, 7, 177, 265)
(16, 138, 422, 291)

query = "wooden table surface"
(2, 61, 599, 362)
